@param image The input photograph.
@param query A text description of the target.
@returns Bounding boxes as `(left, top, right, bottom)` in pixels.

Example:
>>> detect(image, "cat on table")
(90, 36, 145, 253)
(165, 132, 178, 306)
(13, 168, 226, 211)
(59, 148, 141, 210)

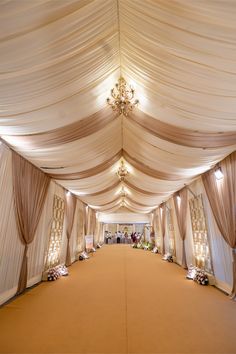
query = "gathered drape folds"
(173, 188, 188, 269)
(160, 204, 166, 255)
(202, 152, 236, 299)
(65, 193, 77, 267)
(51, 150, 122, 180)
(12, 152, 50, 294)
(128, 110, 236, 149)
(5, 108, 116, 149)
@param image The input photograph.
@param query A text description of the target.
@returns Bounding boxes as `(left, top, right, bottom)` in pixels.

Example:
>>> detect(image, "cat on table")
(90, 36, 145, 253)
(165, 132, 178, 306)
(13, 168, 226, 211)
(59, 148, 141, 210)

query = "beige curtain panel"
(12, 152, 50, 294)
(65, 193, 77, 267)
(173, 188, 188, 269)
(202, 152, 236, 299)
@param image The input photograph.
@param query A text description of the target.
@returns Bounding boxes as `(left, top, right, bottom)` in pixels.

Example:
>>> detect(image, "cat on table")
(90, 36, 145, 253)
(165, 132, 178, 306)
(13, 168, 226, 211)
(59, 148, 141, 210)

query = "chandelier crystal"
(117, 159, 129, 181)
(107, 77, 139, 116)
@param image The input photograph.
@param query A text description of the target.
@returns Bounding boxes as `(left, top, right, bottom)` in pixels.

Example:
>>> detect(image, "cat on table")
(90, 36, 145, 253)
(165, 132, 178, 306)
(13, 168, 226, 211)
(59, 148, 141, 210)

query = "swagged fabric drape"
(65, 193, 77, 267)
(12, 152, 50, 294)
(202, 152, 236, 299)
(173, 188, 188, 269)
(160, 204, 166, 255)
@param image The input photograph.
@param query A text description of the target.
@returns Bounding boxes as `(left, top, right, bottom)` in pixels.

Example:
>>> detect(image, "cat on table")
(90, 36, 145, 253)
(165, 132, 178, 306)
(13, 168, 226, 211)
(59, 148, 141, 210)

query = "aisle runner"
(0, 245, 236, 353)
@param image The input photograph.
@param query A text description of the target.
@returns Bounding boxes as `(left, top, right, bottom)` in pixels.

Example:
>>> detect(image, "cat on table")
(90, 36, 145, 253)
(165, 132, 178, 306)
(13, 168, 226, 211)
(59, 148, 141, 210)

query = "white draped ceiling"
(0, 0, 235, 214)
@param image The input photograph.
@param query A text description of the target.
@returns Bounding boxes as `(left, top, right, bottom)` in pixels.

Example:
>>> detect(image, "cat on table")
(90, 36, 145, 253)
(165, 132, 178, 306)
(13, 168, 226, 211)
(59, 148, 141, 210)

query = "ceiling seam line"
(116, 0, 122, 76)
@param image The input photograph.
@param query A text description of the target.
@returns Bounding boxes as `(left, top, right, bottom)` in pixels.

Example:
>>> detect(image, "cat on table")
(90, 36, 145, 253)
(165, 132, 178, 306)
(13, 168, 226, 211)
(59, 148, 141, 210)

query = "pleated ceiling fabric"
(0, 0, 235, 214)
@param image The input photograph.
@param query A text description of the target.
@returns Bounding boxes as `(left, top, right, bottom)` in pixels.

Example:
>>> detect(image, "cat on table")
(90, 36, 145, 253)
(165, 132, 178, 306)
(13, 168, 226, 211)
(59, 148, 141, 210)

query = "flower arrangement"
(48, 268, 60, 281)
(186, 265, 197, 280)
(186, 265, 208, 285)
(47, 264, 68, 281)
(137, 242, 143, 249)
(194, 269, 209, 285)
(132, 242, 154, 251)
(162, 253, 173, 262)
(79, 251, 89, 260)
(56, 264, 68, 276)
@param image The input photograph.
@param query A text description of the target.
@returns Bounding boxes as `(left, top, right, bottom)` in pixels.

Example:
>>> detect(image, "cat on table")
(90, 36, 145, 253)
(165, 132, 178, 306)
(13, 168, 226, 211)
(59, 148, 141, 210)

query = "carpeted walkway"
(0, 245, 236, 353)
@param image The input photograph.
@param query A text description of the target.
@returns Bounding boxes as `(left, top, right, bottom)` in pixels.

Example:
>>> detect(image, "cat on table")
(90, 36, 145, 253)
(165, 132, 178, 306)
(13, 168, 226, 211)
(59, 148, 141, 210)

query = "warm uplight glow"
(214, 167, 224, 180)
(74, 191, 87, 196)
(177, 195, 181, 203)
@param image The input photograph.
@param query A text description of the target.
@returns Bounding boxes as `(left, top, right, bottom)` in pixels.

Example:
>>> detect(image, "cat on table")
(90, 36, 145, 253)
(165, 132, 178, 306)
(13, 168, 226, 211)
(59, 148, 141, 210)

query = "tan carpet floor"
(0, 245, 236, 354)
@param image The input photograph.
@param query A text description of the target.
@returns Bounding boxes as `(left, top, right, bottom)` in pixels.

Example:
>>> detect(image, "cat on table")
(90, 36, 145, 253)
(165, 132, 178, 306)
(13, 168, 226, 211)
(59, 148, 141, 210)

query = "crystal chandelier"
(117, 159, 129, 181)
(107, 77, 139, 116)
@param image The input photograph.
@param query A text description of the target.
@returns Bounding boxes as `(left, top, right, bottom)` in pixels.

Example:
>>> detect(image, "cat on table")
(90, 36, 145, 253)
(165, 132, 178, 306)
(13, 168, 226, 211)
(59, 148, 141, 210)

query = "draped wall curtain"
(173, 188, 188, 269)
(160, 204, 166, 255)
(12, 152, 50, 294)
(83, 204, 88, 236)
(65, 193, 77, 267)
(202, 152, 236, 299)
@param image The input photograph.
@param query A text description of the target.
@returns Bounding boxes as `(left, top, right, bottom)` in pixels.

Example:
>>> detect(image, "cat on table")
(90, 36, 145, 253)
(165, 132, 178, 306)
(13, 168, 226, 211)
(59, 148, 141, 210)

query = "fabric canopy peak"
(0, 0, 236, 213)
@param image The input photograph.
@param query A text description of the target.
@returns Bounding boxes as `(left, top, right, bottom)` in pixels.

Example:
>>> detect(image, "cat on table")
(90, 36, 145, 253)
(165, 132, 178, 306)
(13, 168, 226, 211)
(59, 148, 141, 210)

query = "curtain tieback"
(24, 244, 29, 257)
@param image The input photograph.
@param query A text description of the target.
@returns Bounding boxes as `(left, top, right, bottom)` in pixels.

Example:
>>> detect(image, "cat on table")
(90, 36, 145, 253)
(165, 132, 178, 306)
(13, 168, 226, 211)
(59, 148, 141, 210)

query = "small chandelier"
(121, 198, 125, 207)
(119, 186, 127, 197)
(107, 77, 139, 116)
(117, 159, 129, 181)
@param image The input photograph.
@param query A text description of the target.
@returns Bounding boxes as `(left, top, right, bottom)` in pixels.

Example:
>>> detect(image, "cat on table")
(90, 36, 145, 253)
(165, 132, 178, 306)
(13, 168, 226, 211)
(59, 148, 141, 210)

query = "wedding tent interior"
(0, 1, 236, 353)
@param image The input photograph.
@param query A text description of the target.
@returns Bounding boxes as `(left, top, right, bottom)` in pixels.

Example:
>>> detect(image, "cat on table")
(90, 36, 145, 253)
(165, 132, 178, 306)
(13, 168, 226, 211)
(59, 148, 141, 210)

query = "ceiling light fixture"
(121, 198, 125, 207)
(119, 186, 127, 197)
(107, 77, 139, 116)
(117, 159, 129, 181)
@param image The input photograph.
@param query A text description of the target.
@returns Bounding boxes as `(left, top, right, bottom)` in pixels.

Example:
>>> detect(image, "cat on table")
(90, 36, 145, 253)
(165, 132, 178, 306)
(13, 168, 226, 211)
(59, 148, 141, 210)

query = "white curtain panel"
(199, 179, 233, 292)
(0, 145, 23, 304)
(170, 177, 233, 292)
(68, 200, 80, 263)
(26, 180, 55, 286)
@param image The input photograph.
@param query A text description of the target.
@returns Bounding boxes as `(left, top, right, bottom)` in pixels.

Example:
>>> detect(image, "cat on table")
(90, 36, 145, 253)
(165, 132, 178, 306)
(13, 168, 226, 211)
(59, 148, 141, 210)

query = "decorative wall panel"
(189, 194, 213, 274)
(44, 195, 65, 270)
